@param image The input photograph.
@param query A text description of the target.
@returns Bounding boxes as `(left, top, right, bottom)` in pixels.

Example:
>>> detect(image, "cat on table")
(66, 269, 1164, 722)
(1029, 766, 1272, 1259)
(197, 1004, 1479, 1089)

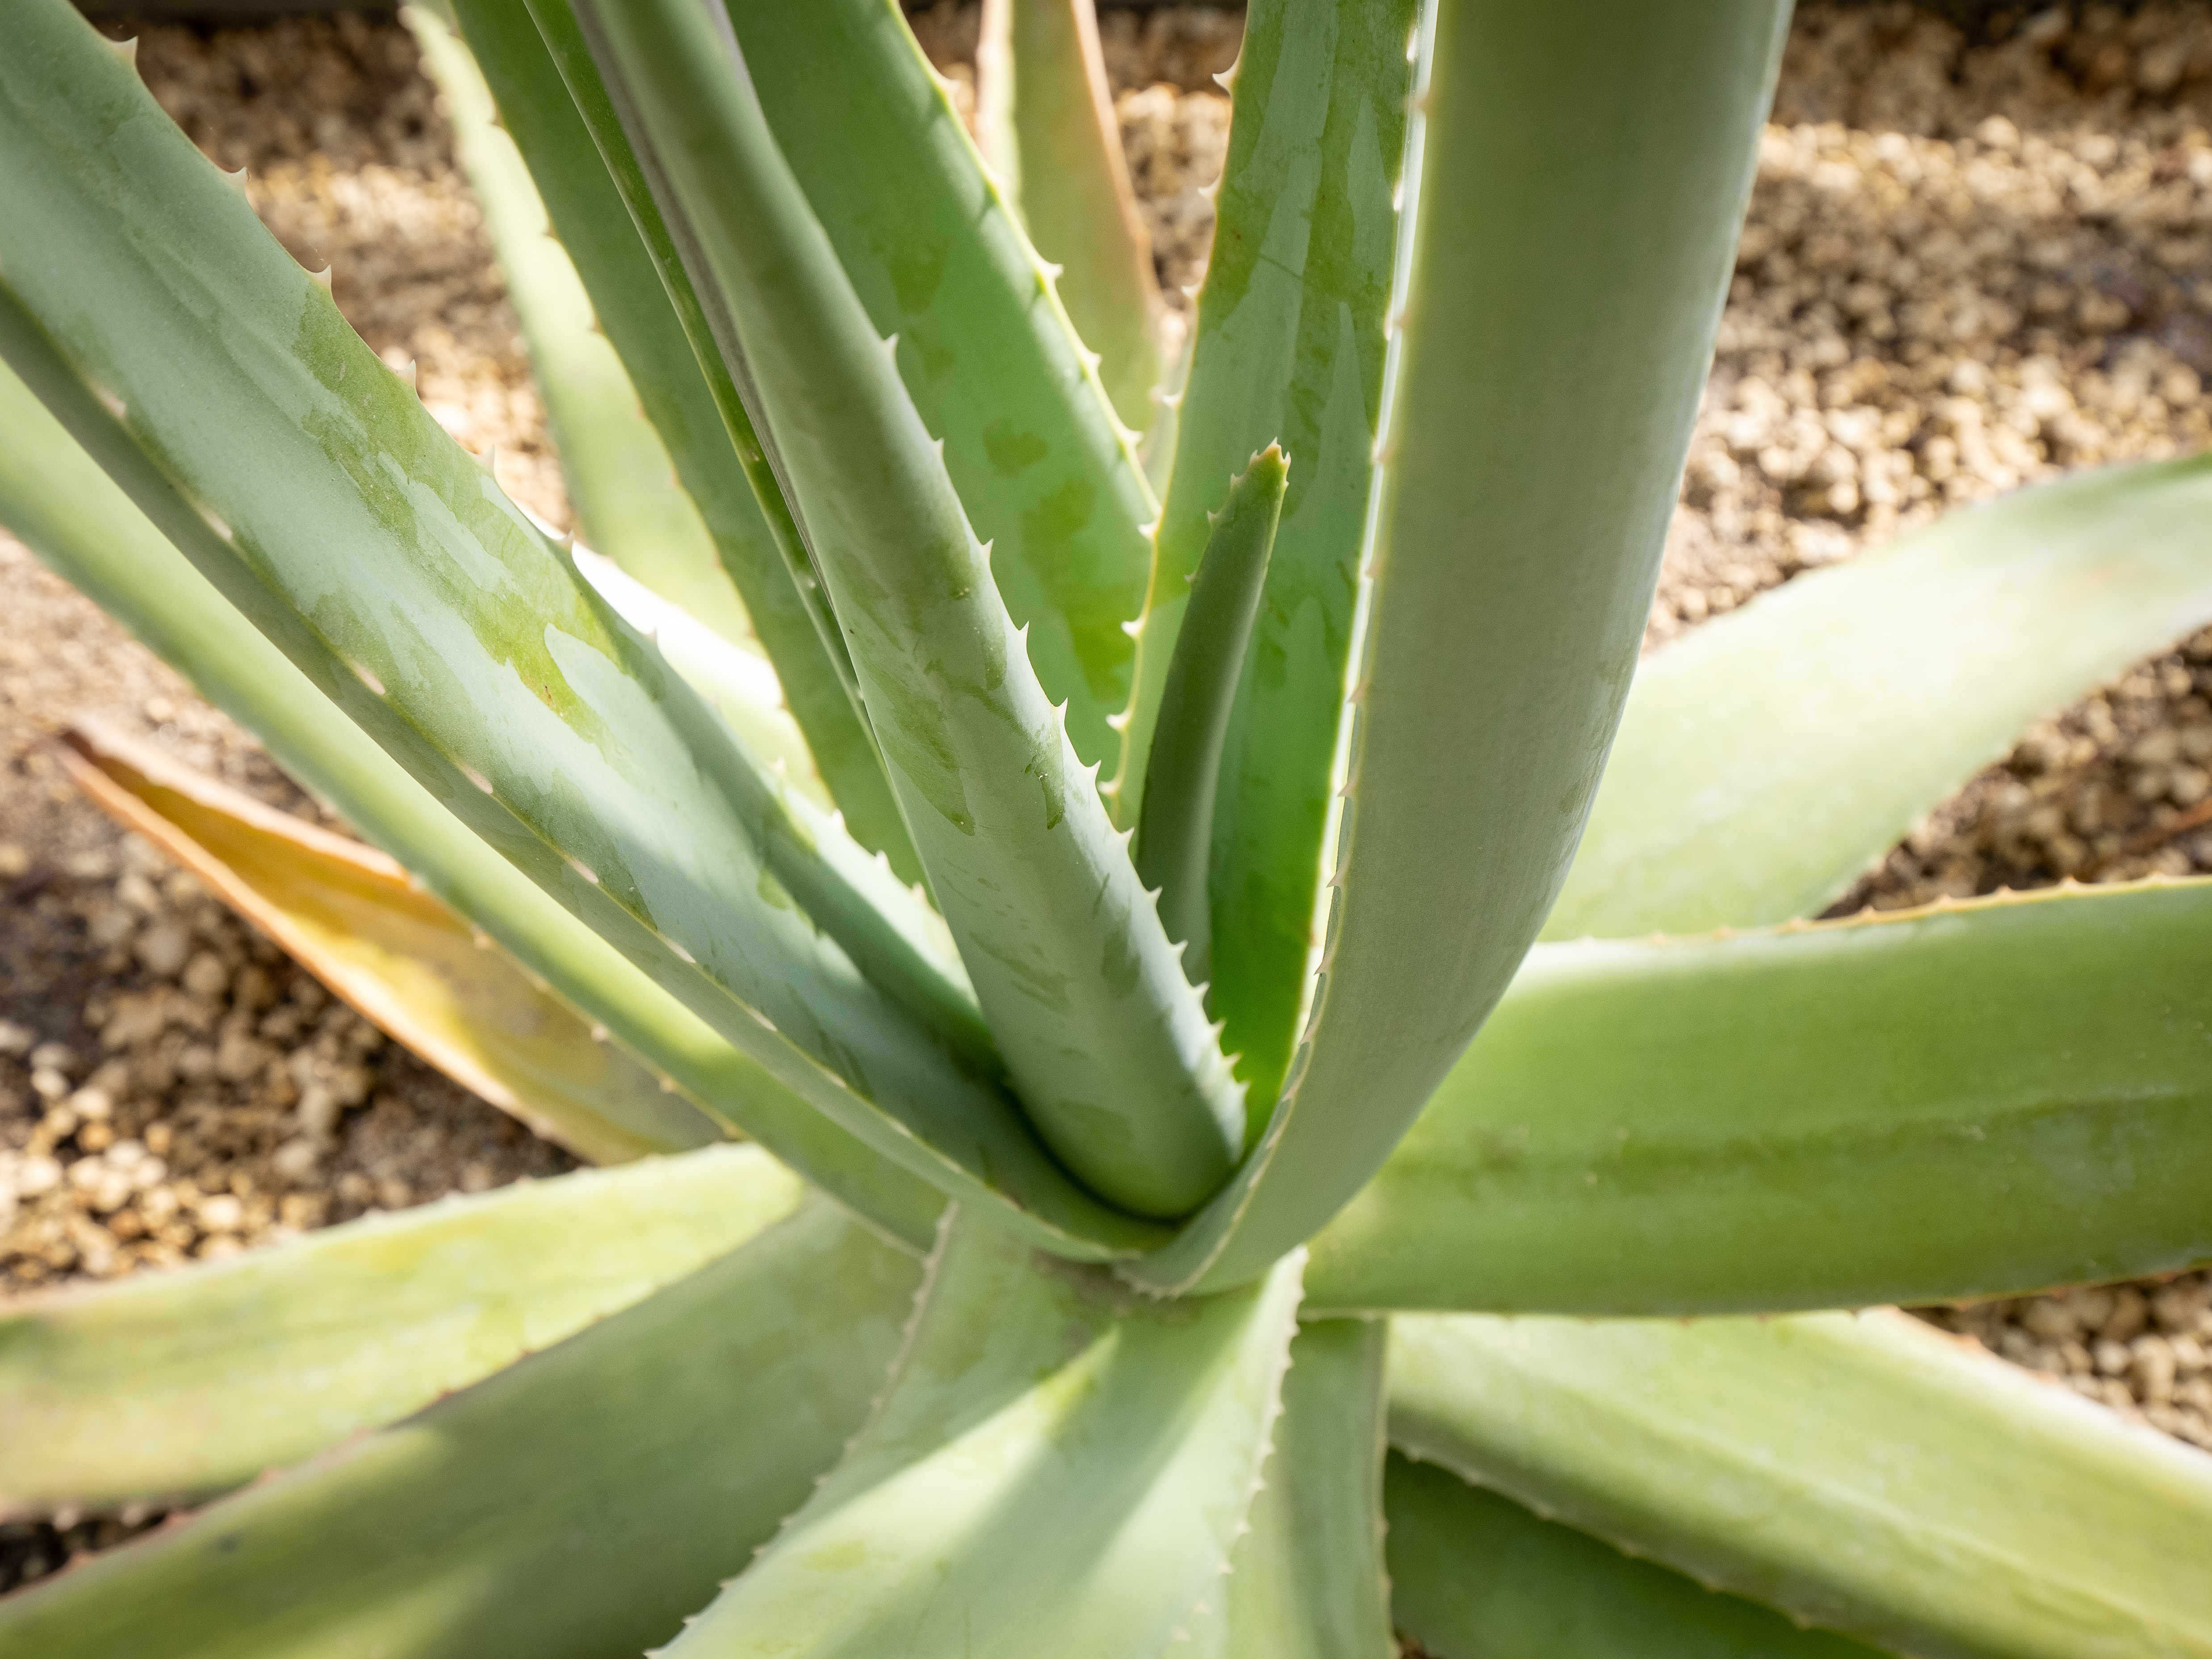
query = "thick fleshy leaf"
(974, 0, 1164, 431)
(444, 0, 920, 884)
(407, 1, 756, 649)
(0, 1199, 922, 1659)
(1384, 1455, 1885, 1659)
(574, 546, 828, 807)
(1126, 0, 1790, 1294)
(1135, 442, 1286, 999)
(582, 0, 1243, 1219)
(0, 7, 1152, 1261)
(0, 344, 943, 1252)
(1307, 880, 2212, 1316)
(55, 721, 720, 1165)
(447, 0, 921, 883)
(728, 0, 1158, 772)
(0, 1144, 802, 1517)
(666, 1210, 1304, 1659)
(1184, 1320, 1393, 1659)
(1388, 1308, 2212, 1659)
(1549, 453, 2212, 939)
(1183, 0, 1418, 1118)
(1109, 0, 1412, 1135)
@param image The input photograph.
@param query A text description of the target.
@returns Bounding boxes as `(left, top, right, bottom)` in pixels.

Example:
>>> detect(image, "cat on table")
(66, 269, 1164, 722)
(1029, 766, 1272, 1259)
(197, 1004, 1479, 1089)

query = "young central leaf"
(1135, 443, 1288, 1005)
(582, 0, 1244, 1219)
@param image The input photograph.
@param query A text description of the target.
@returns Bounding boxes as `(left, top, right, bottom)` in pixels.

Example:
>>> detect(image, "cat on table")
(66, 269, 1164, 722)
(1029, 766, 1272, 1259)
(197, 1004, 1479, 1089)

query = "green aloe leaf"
(575, 546, 829, 808)
(1388, 1307, 2212, 1659)
(407, 0, 754, 649)
(582, 0, 1243, 1219)
(1135, 442, 1287, 1002)
(1384, 1455, 1886, 1659)
(1184, 1319, 1393, 1659)
(0, 1144, 803, 1518)
(0, 1198, 922, 1659)
(665, 1210, 1305, 1659)
(1110, 0, 1413, 1133)
(445, 0, 920, 881)
(727, 0, 1158, 772)
(1127, 0, 1790, 1293)
(1307, 880, 2212, 1317)
(0, 5, 1154, 1261)
(0, 343, 943, 1252)
(55, 721, 721, 1165)
(974, 0, 1165, 432)
(1550, 453, 2212, 939)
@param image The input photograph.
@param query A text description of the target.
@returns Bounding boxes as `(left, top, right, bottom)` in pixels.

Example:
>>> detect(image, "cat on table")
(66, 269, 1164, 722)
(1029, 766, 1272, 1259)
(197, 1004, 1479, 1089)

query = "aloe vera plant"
(5, 0, 2212, 1652)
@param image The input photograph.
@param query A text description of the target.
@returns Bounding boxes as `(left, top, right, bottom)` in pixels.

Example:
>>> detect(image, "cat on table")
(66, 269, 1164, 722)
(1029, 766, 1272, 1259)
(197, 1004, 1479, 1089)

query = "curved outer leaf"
(974, 0, 1164, 432)
(1550, 453, 2212, 939)
(727, 0, 1159, 772)
(0, 345, 943, 1252)
(1384, 1455, 1886, 1659)
(1387, 1307, 2212, 1659)
(54, 721, 721, 1165)
(446, 0, 920, 882)
(1307, 880, 2212, 1316)
(408, 1, 756, 649)
(1126, 0, 1790, 1293)
(0, 7, 1156, 1261)
(583, 0, 1244, 1219)
(574, 546, 828, 808)
(1184, 1319, 1393, 1659)
(1135, 442, 1286, 1000)
(1110, 0, 1412, 1138)
(0, 1144, 804, 1518)
(667, 1210, 1305, 1659)
(0, 1199, 923, 1659)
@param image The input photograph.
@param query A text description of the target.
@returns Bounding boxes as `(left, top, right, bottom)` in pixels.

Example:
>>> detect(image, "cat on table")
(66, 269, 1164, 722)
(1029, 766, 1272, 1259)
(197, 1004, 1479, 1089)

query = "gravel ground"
(5, 0, 2212, 1584)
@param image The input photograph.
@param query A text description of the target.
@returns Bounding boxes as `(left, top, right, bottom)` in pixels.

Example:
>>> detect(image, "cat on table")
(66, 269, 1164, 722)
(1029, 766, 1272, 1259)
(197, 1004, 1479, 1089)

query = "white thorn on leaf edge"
(220, 164, 249, 197)
(105, 34, 140, 67)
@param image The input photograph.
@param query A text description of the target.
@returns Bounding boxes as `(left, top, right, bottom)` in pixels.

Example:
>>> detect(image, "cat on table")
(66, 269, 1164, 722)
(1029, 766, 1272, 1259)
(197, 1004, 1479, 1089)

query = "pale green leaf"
(1108, 0, 1414, 1148)
(1184, 1319, 1393, 1659)
(449, 0, 920, 880)
(1127, 0, 1790, 1293)
(1385, 1455, 1886, 1659)
(407, 1, 757, 649)
(575, 546, 828, 809)
(727, 0, 1158, 771)
(0, 339, 943, 1252)
(0, 1146, 803, 1517)
(666, 1210, 1305, 1659)
(1135, 442, 1286, 1000)
(1550, 454, 2212, 939)
(0, 1199, 920, 1658)
(0, 6, 1147, 1261)
(1389, 1307, 2212, 1659)
(1307, 881, 2212, 1316)
(581, 0, 1243, 1219)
